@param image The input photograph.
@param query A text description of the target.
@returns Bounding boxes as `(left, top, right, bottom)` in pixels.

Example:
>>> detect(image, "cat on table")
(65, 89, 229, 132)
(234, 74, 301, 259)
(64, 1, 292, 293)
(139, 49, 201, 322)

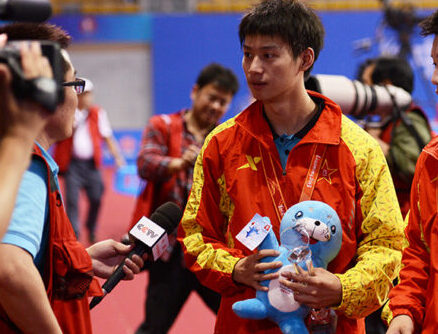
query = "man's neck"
(263, 91, 317, 136)
(184, 110, 212, 142)
(35, 134, 50, 151)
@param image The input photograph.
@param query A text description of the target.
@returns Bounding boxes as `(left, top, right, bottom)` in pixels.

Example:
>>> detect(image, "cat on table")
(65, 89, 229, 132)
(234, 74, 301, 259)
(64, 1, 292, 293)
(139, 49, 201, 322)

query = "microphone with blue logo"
(89, 201, 182, 309)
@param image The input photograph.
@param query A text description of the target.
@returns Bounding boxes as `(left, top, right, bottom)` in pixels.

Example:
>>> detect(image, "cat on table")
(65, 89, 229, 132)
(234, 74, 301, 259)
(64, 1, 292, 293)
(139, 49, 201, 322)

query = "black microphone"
(0, 0, 52, 22)
(89, 202, 182, 309)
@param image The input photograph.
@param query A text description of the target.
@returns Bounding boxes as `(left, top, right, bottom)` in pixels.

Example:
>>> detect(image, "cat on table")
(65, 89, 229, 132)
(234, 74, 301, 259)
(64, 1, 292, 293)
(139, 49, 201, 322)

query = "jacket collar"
(423, 136, 438, 160)
(235, 90, 342, 149)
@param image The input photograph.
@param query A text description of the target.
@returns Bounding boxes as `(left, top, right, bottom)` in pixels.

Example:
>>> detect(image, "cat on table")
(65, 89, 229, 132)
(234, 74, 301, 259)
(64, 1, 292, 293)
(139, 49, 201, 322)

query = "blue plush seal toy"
(232, 200, 342, 334)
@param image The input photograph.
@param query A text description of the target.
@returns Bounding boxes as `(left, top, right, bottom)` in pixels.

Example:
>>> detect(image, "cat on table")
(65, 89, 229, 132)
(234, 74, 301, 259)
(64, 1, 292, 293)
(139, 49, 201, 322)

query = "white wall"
(69, 43, 152, 129)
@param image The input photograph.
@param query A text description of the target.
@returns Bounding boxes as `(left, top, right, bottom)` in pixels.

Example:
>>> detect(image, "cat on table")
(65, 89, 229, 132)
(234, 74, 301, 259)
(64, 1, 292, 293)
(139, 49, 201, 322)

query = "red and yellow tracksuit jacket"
(385, 136, 438, 333)
(178, 92, 404, 334)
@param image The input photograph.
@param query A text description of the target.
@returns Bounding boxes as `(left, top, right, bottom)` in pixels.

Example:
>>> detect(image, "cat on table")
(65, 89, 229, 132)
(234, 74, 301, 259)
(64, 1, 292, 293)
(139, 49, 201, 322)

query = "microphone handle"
(101, 242, 147, 294)
(90, 242, 147, 310)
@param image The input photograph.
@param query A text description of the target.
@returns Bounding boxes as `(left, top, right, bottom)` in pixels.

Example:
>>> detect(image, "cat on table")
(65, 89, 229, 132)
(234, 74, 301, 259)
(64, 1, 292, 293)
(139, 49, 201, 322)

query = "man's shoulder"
(146, 112, 183, 134)
(339, 115, 385, 169)
(422, 135, 438, 161)
(205, 117, 239, 146)
(340, 114, 376, 145)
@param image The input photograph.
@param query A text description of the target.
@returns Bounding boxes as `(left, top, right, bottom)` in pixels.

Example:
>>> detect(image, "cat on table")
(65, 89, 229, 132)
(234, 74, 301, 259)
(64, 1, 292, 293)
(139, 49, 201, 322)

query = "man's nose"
(248, 56, 263, 74)
(432, 69, 438, 87)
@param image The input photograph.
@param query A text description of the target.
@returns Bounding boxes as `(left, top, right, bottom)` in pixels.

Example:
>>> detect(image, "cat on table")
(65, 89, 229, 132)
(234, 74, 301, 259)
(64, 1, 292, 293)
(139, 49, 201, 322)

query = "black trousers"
(65, 158, 104, 238)
(135, 243, 220, 334)
(365, 307, 386, 334)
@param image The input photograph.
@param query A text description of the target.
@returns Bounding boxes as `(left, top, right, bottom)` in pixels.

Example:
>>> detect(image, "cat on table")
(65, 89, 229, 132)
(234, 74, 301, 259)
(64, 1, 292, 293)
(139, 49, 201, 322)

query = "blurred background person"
(358, 55, 432, 334)
(54, 78, 126, 243)
(359, 56, 432, 218)
(131, 63, 239, 334)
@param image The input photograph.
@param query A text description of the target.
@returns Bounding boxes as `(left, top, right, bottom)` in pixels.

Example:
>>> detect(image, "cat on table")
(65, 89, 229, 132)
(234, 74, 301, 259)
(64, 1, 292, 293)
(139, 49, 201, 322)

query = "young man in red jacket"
(178, 0, 404, 333)
(386, 9, 438, 334)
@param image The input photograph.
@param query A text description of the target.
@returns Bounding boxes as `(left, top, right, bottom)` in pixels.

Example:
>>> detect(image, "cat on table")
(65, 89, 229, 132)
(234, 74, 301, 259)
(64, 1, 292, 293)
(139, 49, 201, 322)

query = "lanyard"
(299, 144, 327, 202)
(259, 143, 327, 224)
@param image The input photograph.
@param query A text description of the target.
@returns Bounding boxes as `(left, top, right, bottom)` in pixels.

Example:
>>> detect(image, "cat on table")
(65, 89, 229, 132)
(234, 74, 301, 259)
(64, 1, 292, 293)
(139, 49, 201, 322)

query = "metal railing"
(197, 0, 438, 12)
(51, 0, 438, 14)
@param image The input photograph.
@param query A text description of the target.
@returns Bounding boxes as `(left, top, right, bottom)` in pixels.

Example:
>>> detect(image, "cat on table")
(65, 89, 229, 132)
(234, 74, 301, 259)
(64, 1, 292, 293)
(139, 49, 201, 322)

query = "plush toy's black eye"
(315, 221, 321, 226)
(295, 211, 303, 219)
(331, 225, 337, 234)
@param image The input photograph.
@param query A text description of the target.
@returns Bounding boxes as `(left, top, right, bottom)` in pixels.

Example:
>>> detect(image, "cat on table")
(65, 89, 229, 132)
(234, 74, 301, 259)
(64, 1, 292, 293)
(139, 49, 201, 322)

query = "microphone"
(0, 0, 52, 22)
(89, 202, 182, 310)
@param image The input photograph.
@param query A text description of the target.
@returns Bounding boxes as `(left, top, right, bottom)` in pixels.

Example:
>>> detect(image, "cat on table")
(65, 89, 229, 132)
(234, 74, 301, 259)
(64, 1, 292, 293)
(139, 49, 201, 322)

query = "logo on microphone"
(130, 216, 165, 248)
(137, 223, 159, 239)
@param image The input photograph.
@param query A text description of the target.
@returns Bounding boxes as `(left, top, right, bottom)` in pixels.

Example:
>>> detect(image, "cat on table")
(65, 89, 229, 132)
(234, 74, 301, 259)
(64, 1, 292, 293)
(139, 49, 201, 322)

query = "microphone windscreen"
(150, 202, 182, 233)
(1, 0, 52, 22)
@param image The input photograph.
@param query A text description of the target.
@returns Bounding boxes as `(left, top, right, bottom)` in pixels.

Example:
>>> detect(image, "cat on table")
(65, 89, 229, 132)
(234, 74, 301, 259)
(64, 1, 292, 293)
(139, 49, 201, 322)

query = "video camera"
(0, 0, 63, 112)
(0, 41, 64, 112)
(0, 0, 52, 22)
(305, 74, 412, 118)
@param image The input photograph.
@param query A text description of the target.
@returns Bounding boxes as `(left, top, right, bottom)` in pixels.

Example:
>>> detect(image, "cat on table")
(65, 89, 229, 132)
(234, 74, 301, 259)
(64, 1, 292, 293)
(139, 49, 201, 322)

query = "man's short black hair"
(356, 58, 375, 81)
(420, 10, 438, 36)
(0, 23, 71, 74)
(371, 56, 414, 93)
(238, 0, 325, 77)
(196, 63, 239, 96)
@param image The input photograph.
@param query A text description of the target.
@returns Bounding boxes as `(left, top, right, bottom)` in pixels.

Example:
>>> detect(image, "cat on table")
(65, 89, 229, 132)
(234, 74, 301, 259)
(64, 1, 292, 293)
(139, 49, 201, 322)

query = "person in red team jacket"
(385, 9, 438, 334)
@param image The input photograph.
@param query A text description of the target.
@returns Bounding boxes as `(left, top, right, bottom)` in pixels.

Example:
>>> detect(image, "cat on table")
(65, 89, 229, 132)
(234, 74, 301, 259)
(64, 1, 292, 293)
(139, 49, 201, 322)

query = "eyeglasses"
(62, 78, 86, 94)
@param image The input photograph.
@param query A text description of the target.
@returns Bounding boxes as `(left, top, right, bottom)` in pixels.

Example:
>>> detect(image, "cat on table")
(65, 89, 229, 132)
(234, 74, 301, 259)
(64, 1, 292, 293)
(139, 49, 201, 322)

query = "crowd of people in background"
(2, 0, 438, 333)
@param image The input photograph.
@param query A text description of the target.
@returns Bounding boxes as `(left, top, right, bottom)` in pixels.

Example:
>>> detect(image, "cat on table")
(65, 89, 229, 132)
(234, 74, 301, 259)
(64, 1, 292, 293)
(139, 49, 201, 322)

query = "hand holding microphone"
(87, 240, 145, 281)
(89, 201, 182, 309)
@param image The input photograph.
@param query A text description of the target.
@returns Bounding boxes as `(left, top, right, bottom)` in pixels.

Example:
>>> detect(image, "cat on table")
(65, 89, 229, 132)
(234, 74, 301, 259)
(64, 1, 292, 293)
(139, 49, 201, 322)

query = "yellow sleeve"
(335, 117, 404, 318)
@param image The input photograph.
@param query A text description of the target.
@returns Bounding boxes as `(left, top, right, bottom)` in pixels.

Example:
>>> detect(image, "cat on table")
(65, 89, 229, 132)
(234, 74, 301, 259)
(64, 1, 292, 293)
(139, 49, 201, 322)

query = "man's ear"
(382, 78, 393, 86)
(300, 47, 315, 73)
(190, 84, 199, 101)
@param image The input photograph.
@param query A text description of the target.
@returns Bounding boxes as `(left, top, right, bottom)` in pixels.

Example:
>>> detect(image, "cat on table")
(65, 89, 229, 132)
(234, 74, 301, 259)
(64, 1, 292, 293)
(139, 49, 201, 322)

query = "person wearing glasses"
(54, 77, 126, 242)
(0, 23, 144, 334)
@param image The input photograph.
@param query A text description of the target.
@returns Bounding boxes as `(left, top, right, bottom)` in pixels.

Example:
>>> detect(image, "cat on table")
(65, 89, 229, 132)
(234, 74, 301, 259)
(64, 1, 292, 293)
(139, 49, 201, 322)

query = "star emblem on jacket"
(318, 159, 337, 184)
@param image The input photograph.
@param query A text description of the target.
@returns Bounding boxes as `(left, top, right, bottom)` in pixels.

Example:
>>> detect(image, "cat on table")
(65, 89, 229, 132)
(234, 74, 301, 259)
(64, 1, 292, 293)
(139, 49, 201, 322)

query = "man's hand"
(168, 145, 200, 173)
(386, 315, 414, 334)
(0, 40, 53, 140)
(86, 239, 146, 280)
(182, 144, 200, 166)
(232, 250, 282, 291)
(280, 264, 342, 309)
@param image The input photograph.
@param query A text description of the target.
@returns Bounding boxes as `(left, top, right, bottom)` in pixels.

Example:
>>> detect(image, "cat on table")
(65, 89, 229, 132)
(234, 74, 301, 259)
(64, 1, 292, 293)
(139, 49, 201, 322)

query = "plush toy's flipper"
(232, 298, 268, 320)
(259, 229, 279, 254)
(278, 318, 309, 334)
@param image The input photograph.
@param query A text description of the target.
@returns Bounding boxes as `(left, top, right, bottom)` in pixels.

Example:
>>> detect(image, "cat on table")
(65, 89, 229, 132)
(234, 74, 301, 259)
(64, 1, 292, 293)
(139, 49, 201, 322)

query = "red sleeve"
(177, 133, 246, 296)
(137, 116, 173, 182)
(387, 150, 435, 328)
